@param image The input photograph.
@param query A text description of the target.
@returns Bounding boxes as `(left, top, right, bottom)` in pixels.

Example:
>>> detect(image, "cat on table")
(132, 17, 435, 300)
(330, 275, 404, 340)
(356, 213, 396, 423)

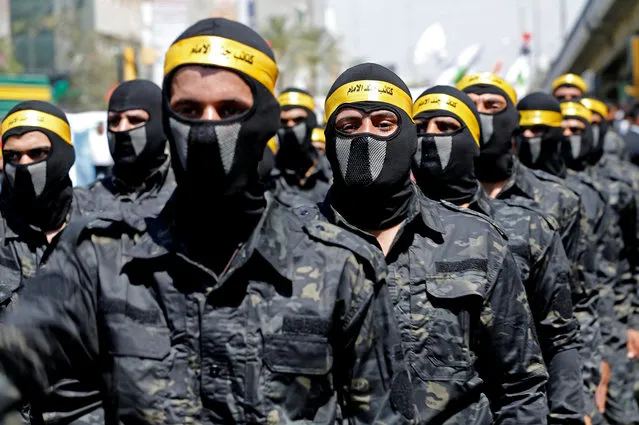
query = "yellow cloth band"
(278, 91, 315, 111)
(560, 101, 592, 122)
(267, 137, 278, 154)
(519, 110, 563, 127)
(580, 98, 608, 118)
(311, 127, 325, 144)
(456, 72, 517, 105)
(164, 35, 279, 93)
(413, 93, 480, 146)
(552, 73, 587, 93)
(324, 80, 413, 122)
(1, 110, 72, 146)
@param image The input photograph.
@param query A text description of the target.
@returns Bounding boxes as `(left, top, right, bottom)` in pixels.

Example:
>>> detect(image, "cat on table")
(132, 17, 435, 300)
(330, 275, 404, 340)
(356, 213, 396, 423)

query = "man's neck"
(367, 220, 404, 256)
(481, 180, 508, 199)
(45, 222, 67, 244)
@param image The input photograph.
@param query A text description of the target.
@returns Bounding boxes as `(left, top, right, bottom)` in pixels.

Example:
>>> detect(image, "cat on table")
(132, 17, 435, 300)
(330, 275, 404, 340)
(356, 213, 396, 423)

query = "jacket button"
(209, 364, 221, 377)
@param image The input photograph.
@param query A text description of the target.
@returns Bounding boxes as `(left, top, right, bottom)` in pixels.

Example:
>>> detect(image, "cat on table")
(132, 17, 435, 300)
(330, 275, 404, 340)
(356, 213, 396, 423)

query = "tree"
(0, 38, 24, 74)
(10, 0, 118, 111)
(261, 15, 342, 94)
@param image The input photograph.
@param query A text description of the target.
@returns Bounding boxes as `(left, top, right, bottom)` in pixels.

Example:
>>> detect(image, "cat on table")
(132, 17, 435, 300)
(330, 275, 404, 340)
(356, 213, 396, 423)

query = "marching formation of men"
(1, 16, 639, 425)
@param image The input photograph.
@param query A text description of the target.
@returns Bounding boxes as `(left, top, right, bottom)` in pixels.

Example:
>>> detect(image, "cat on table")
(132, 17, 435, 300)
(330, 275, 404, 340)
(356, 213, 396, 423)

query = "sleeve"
(481, 249, 549, 425)
(0, 237, 100, 420)
(528, 227, 584, 425)
(336, 253, 415, 425)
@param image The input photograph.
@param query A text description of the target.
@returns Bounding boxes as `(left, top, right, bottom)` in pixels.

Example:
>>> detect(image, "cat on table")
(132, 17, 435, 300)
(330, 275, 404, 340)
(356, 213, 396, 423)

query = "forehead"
(281, 107, 308, 119)
(562, 118, 585, 127)
(108, 109, 149, 117)
(4, 131, 52, 149)
(468, 92, 506, 102)
(170, 65, 250, 99)
(335, 107, 396, 119)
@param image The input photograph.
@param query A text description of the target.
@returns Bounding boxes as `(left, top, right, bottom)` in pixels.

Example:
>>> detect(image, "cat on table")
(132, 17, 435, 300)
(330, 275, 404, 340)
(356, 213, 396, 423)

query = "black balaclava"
(559, 101, 594, 172)
(412, 85, 481, 205)
(515, 92, 567, 178)
(1, 101, 75, 232)
(162, 18, 280, 271)
(276, 88, 318, 176)
(107, 79, 168, 185)
(457, 73, 519, 182)
(324, 63, 415, 231)
(580, 97, 609, 165)
(257, 137, 277, 181)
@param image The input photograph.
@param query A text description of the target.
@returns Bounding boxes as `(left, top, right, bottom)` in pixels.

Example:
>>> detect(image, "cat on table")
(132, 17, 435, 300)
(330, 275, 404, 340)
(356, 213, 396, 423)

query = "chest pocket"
(0, 263, 22, 311)
(412, 272, 486, 382)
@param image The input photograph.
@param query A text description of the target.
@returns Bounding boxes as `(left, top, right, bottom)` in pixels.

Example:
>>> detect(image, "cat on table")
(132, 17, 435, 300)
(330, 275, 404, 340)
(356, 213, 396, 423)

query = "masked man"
(552, 73, 588, 101)
(411, 85, 583, 425)
(270, 88, 331, 204)
(515, 93, 621, 424)
(560, 99, 639, 425)
(0, 101, 105, 424)
(319, 62, 548, 425)
(0, 18, 413, 425)
(75, 79, 175, 220)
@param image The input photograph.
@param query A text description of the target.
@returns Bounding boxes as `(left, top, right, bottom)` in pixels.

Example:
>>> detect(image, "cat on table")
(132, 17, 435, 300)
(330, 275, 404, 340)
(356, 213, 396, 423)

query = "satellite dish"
(414, 22, 447, 66)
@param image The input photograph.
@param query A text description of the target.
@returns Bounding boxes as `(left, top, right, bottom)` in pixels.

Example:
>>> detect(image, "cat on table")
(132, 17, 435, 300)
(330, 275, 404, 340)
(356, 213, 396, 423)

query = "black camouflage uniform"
(0, 18, 414, 425)
(0, 101, 102, 425)
(581, 97, 639, 425)
(321, 64, 549, 425)
(410, 85, 582, 424)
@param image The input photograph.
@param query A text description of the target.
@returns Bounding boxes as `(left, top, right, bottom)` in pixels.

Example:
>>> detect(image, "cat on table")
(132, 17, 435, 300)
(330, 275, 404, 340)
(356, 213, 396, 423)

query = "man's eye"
(340, 123, 356, 133)
(108, 118, 120, 127)
(3, 151, 19, 163)
(28, 148, 50, 160)
(129, 117, 145, 125)
(176, 105, 200, 119)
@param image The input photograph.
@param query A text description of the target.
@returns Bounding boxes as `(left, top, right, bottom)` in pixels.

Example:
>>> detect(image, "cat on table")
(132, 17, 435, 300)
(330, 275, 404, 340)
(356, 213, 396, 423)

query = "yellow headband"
(324, 80, 413, 122)
(267, 137, 278, 154)
(552, 73, 587, 93)
(311, 127, 325, 144)
(412, 93, 480, 146)
(1, 109, 72, 146)
(164, 35, 279, 93)
(278, 91, 315, 111)
(456, 72, 517, 105)
(519, 110, 563, 127)
(580, 98, 608, 118)
(560, 102, 592, 122)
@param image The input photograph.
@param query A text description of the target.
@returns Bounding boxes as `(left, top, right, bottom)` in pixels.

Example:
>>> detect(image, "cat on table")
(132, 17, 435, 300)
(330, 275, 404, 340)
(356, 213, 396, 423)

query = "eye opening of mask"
(2, 129, 54, 166)
(107, 108, 151, 133)
(164, 64, 258, 126)
(332, 103, 402, 141)
(414, 111, 465, 136)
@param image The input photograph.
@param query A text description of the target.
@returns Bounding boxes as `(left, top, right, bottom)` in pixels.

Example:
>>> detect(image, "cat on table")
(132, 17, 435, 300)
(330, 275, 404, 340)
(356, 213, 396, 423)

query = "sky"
(326, 0, 587, 85)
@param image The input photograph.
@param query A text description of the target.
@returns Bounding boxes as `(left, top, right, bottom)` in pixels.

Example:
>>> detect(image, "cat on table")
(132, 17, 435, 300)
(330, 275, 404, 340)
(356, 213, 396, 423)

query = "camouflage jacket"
(268, 158, 332, 206)
(496, 158, 582, 270)
(0, 192, 414, 425)
(590, 157, 639, 331)
(0, 197, 103, 425)
(321, 187, 549, 425)
(470, 188, 583, 425)
(74, 155, 176, 221)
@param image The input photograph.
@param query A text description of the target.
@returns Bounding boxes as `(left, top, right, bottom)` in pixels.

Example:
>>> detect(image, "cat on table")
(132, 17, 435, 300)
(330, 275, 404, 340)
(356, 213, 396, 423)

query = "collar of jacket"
(468, 185, 495, 219)
(323, 185, 445, 243)
(124, 191, 300, 283)
(110, 154, 172, 196)
(498, 156, 538, 201)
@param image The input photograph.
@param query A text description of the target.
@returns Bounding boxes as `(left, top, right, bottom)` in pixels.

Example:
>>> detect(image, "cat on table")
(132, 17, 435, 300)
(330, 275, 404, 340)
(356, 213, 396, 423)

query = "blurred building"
(8, 0, 143, 75)
(0, 0, 9, 39)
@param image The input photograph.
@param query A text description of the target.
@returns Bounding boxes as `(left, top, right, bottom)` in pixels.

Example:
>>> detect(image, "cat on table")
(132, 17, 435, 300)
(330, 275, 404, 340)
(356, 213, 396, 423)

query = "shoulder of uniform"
(439, 199, 510, 241)
(302, 217, 387, 280)
(532, 169, 581, 199)
(501, 198, 558, 231)
(276, 200, 386, 279)
(60, 211, 132, 248)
